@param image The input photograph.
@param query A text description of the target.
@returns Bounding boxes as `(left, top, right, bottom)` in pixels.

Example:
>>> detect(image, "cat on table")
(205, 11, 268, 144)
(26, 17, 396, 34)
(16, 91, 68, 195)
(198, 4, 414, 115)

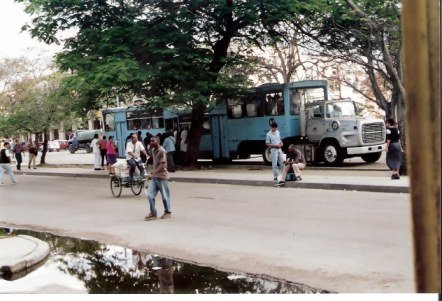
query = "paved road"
(0, 175, 414, 293)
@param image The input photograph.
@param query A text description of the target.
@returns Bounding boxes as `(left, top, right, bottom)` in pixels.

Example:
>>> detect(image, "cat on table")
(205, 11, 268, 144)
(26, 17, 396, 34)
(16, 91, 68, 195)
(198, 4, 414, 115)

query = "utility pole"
(402, 0, 441, 293)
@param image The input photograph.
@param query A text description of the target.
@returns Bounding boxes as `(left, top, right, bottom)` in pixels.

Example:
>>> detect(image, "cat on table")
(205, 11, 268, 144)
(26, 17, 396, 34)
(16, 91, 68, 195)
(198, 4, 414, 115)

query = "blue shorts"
(107, 154, 117, 165)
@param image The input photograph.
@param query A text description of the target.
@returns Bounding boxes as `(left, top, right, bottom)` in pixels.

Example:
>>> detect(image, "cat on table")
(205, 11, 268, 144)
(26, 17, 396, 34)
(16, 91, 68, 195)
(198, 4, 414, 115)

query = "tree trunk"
(40, 132, 49, 165)
(182, 104, 206, 167)
(181, 8, 234, 167)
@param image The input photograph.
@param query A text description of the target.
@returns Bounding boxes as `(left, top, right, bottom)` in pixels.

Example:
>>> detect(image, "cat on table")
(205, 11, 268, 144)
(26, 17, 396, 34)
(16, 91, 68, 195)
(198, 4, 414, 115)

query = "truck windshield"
(325, 101, 356, 118)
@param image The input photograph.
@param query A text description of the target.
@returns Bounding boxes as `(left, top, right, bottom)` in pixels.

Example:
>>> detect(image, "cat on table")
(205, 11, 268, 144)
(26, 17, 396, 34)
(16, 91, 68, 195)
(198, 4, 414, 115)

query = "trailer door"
(210, 115, 229, 159)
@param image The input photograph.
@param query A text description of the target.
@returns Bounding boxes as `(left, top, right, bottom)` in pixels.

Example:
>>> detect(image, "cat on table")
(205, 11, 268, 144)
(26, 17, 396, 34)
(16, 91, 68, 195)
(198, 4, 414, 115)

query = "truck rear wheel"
(361, 152, 382, 163)
(321, 141, 344, 166)
(85, 143, 92, 153)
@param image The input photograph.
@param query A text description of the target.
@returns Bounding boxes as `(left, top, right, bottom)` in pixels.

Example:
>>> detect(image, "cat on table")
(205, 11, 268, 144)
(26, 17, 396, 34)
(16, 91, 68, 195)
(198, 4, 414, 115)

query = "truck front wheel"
(68, 145, 76, 154)
(321, 141, 344, 166)
(361, 152, 382, 163)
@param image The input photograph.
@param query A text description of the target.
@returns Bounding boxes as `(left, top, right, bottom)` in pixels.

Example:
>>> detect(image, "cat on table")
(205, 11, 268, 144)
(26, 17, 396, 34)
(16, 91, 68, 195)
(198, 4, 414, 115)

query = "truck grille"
(362, 122, 385, 144)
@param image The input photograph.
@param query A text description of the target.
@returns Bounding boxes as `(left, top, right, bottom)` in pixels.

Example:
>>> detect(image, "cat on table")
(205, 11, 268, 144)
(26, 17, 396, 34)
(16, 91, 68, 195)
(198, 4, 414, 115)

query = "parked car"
(55, 139, 69, 150)
(47, 140, 60, 152)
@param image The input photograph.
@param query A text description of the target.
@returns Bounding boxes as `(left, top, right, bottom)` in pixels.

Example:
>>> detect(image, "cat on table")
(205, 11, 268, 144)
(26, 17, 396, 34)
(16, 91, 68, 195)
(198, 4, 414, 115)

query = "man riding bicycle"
(126, 133, 149, 182)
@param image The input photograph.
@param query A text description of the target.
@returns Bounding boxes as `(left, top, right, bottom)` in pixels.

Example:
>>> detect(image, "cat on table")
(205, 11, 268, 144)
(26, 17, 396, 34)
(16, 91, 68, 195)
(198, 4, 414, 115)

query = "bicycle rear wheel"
(131, 181, 144, 195)
(110, 175, 122, 198)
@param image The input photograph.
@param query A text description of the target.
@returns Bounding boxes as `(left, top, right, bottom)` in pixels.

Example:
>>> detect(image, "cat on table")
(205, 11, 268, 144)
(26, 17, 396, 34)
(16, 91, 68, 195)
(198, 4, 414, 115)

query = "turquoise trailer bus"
(102, 80, 386, 165)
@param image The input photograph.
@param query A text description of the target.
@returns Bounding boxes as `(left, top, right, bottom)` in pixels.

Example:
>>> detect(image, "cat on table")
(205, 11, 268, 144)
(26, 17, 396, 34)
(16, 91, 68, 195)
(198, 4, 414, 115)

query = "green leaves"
(17, 0, 323, 111)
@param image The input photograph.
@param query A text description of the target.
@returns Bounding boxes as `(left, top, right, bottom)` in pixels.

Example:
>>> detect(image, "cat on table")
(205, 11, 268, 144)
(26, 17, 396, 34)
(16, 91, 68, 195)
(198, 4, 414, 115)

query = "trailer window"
(290, 90, 300, 115)
(104, 113, 115, 131)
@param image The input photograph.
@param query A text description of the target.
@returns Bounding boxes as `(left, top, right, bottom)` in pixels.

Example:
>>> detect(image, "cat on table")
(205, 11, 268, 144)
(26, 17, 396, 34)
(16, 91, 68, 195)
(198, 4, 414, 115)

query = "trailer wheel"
(262, 147, 272, 165)
(85, 143, 92, 153)
(361, 152, 382, 163)
(321, 141, 344, 166)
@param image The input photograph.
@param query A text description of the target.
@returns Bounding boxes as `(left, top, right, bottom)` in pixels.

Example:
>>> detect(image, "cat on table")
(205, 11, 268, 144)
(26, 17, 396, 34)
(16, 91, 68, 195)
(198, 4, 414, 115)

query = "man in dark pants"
(162, 131, 176, 172)
(99, 136, 107, 168)
(125, 133, 148, 181)
(12, 138, 23, 170)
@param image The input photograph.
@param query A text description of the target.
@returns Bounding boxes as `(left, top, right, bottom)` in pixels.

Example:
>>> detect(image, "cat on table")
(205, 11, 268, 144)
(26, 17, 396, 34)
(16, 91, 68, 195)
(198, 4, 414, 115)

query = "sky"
(0, 0, 61, 60)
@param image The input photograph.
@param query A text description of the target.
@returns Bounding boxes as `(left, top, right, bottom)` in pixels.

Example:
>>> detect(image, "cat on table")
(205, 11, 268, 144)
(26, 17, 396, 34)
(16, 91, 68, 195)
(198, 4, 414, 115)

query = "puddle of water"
(0, 227, 330, 294)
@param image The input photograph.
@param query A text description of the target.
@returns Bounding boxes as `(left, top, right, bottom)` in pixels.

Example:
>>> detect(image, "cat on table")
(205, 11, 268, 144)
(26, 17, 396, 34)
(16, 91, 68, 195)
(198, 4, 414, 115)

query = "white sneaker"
(0, 182, 4, 186)
(12, 181, 18, 185)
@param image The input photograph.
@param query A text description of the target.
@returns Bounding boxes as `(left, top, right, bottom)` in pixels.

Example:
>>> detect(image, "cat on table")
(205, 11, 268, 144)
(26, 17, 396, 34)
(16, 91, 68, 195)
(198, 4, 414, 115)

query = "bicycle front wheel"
(110, 175, 122, 198)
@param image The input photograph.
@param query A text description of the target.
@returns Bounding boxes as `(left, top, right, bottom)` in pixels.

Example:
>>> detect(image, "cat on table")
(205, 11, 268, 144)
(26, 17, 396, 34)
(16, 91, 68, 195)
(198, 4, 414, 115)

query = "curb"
(16, 171, 409, 194)
(0, 235, 50, 275)
(171, 177, 409, 194)
(28, 163, 390, 172)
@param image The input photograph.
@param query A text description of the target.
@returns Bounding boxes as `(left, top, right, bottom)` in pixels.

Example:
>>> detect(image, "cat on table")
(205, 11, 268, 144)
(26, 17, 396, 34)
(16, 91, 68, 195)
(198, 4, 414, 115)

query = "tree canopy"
(17, 0, 405, 165)
(292, 0, 403, 119)
(18, 0, 326, 164)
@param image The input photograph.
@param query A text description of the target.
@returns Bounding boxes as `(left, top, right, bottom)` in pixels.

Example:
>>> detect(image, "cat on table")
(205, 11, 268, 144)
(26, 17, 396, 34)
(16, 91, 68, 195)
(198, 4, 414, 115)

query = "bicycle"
(110, 162, 148, 198)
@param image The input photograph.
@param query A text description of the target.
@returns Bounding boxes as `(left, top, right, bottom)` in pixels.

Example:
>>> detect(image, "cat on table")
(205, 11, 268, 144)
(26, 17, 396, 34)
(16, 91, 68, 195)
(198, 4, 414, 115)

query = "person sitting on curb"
(275, 144, 306, 187)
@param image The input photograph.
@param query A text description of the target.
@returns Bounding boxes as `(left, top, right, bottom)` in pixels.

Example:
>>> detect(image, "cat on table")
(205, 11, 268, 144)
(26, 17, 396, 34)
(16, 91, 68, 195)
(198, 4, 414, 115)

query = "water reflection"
(0, 228, 329, 294)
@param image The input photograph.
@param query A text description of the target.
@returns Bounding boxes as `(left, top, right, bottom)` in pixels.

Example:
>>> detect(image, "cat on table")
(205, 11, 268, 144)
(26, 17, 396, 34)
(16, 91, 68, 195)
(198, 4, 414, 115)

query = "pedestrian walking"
(27, 138, 38, 169)
(0, 142, 18, 185)
(145, 136, 172, 220)
(99, 135, 107, 168)
(275, 145, 306, 187)
(265, 123, 284, 181)
(12, 138, 23, 170)
(162, 131, 176, 172)
(385, 118, 402, 180)
(91, 134, 101, 170)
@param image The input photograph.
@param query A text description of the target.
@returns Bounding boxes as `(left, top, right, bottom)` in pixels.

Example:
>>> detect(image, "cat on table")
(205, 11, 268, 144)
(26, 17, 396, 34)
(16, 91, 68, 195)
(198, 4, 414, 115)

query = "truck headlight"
(331, 120, 340, 130)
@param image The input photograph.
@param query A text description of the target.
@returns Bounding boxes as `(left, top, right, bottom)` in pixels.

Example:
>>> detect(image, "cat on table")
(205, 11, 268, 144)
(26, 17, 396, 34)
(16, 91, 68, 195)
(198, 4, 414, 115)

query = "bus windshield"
(325, 101, 356, 118)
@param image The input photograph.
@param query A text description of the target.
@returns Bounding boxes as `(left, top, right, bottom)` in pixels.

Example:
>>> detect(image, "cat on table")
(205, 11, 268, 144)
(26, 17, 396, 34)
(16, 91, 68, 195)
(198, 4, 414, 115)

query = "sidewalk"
(15, 165, 409, 194)
(0, 235, 50, 280)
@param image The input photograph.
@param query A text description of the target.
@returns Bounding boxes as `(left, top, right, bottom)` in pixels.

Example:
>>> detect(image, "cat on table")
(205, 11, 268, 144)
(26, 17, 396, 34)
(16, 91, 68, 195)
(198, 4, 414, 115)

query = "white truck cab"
(304, 99, 386, 165)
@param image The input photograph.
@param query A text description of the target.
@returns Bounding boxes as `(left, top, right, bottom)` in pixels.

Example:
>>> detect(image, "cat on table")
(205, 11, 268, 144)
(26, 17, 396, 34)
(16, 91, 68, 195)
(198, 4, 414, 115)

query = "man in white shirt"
(126, 133, 148, 181)
(91, 134, 101, 170)
(179, 127, 188, 163)
(265, 123, 284, 181)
